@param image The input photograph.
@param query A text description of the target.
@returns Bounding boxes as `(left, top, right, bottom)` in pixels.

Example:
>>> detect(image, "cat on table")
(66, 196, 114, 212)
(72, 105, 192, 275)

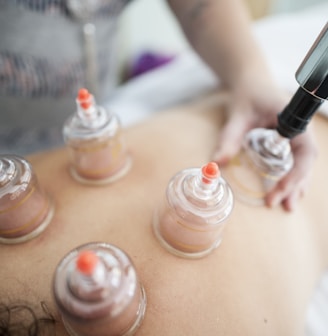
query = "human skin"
(168, 0, 317, 210)
(0, 93, 327, 335)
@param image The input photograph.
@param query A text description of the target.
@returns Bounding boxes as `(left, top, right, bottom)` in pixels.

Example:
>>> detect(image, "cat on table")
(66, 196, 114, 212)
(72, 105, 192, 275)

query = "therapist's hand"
(212, 77, 318, 212)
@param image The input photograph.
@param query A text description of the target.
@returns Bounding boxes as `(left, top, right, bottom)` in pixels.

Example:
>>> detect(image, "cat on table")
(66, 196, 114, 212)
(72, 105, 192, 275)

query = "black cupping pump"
(277, 22, 328, 139)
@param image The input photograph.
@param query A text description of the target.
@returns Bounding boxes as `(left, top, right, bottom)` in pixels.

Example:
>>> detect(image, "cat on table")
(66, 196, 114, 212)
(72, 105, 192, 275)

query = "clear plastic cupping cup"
(63, 88, 132, 185)
(223, 128, 294, 206)
(53, 242, 147, 336)
(0, 155, 54, 244)
(153, 162, 234, 259)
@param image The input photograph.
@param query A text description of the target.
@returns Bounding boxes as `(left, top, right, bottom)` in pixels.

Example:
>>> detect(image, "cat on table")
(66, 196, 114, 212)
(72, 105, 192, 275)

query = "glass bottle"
(63, 88, 131, 185)
(222, 128, 294, 206)
(0, 155, 54, 244)
(53, 242, 147, 336)
(153, 162, 234, 259)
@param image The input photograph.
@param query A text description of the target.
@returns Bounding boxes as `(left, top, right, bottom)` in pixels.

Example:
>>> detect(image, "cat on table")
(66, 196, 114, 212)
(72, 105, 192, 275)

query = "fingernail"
(268, 195, 280, 208)
(286, 196, 297, 212)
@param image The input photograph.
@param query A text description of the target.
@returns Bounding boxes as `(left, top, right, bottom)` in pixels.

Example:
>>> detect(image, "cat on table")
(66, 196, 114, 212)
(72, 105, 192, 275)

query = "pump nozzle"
(77, 88, 92, 110)
(201, 162, 220, 184)
(76, 250, 99, 275)
(277, 22, 328, 138)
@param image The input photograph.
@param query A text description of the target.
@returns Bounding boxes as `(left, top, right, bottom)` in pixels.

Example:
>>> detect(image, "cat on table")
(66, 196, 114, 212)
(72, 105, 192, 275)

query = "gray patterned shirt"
(0, 0, 132, 154)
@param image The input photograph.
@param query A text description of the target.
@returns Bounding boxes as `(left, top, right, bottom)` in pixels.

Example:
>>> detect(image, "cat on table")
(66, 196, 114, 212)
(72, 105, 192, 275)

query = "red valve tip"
(202, 162, 220, 180)
(76, 250, 98, 275)
(77, 88, 92, 109)
(78, 88, 90, 100)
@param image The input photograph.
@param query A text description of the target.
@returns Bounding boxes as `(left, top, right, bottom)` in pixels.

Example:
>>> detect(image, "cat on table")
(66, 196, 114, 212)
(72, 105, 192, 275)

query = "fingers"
(212, 105, 252, 165)
(213, 87, 317, 211)
(281, 187, 305, 212)
(212, 90, 281, 166)
(265, 131, 317, 211)
(265, 173, 308, 212)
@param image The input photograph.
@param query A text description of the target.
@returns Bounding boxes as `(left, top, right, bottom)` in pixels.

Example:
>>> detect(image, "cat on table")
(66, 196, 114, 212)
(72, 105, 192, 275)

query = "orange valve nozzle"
(76, 250, 99, 275)
(202, 162, 220, 183)
(77, 88, 92, 109)
(78, 88, 90, 100)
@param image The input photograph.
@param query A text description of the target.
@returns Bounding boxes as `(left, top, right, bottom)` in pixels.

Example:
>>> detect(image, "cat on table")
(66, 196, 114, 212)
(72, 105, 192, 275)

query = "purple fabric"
(128, 51, 175, 79)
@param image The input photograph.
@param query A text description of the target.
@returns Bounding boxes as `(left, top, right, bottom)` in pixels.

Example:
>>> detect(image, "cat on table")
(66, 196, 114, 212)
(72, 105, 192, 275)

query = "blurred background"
(115, 0, 327, 82)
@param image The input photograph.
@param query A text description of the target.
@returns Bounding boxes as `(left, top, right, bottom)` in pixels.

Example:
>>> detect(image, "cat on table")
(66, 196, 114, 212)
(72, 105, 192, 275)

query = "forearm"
(167, 0, 272, 88)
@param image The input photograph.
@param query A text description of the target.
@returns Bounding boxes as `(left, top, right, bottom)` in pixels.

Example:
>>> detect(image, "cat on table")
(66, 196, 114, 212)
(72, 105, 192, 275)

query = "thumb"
(212, 110, 251, 166)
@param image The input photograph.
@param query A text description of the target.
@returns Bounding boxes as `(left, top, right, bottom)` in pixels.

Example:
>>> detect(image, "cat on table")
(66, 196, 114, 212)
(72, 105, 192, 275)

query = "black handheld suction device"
(277, 22, 328, 139)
